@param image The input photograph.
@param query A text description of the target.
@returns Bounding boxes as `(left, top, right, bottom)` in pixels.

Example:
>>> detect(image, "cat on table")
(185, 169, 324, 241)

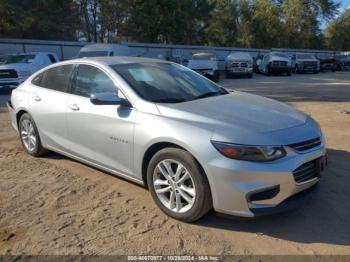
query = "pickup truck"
(187, 51, 220, 82)
(292, 53, 319, 74)
(225, 52, 253, 78)
(0, 52, 58, 91)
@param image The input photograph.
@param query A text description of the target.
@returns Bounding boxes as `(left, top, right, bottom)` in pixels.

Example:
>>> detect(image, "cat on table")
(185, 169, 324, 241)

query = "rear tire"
(147, 147, 212, 222)
(19, 113, 48, 157)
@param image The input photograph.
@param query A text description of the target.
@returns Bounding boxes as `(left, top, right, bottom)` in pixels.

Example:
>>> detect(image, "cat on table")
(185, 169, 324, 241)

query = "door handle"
(68, 104, 80, 111)
(32, 95, 41, 101)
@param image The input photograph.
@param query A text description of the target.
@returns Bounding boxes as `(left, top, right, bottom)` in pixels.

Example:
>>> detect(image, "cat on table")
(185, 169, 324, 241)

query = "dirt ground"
(0, 72, 350, 255)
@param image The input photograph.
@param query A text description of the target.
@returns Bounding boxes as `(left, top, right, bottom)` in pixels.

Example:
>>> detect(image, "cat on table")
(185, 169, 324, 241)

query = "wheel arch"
(141, 141, 208, 190)
(16, 109, 29, 128)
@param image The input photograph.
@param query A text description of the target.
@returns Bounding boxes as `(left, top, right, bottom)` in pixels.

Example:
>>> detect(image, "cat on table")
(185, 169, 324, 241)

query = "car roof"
(74, 56, 170, 65)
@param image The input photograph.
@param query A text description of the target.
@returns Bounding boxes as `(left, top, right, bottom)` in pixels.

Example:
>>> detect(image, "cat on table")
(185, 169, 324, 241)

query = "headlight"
(211, 141, 286, 162)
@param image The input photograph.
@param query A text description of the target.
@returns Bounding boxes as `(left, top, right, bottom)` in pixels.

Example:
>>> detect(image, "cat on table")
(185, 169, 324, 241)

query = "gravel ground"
(0, 72, 350, 255)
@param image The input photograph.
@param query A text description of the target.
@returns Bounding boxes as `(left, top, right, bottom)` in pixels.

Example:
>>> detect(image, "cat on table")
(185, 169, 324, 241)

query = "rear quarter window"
(32, 64, 74, 92)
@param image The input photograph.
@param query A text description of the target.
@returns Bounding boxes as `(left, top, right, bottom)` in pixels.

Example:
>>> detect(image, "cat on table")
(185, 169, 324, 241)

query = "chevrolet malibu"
(7, 57, 327, 222)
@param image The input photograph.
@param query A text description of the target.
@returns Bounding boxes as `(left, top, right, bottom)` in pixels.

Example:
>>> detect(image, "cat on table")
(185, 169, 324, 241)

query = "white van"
(77, 44, 130, 58)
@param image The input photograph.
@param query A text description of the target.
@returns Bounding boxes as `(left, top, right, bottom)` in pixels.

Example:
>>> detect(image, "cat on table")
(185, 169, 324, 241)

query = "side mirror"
(90, 92, 131, 107)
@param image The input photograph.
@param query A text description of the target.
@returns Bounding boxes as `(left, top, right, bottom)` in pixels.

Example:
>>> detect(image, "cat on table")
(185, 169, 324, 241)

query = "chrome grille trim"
(288, 137, 321, 152)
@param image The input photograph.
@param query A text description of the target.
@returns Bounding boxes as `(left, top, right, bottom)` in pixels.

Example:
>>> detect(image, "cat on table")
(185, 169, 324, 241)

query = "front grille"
(293, 159, 320, 183)
(0, 69, 18, 79)
(272, 61, 287, 67)
(240, 62, 248, 68)
(288, 137, 321, 152)
(303, 61, 317, 67)
(231, 62, 239, 68)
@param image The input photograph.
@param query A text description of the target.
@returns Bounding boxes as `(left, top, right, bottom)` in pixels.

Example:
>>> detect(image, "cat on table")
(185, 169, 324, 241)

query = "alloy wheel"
(153, 159, 196, 213)
(20, 119, 37, 152)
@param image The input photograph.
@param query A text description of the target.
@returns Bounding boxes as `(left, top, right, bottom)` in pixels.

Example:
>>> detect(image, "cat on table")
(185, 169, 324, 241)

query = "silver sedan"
(7, 57, 327, 222)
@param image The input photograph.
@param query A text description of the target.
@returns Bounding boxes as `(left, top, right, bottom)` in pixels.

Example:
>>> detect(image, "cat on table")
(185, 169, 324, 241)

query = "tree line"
(0, 0, 349, 51)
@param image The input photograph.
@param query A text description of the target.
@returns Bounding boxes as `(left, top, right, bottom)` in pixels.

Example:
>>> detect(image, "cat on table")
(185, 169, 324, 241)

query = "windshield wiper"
(153, 98, 186, 103)
(194, 91, 224, 100)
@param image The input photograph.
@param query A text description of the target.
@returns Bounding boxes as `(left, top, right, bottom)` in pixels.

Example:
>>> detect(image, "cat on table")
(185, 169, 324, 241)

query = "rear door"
(29, 64, 74, 151)
(65, 63, 136, 176)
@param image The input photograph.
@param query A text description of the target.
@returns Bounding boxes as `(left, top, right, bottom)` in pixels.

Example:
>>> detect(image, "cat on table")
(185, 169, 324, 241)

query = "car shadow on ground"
(197, 148, 350, 246)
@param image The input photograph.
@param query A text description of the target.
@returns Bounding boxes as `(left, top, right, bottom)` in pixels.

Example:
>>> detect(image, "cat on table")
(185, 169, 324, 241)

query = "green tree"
(249, 0, 284, 48)
(0, 0, 79, 40)
(129, 0, 202, 44)
(280, 0, 338, 49)
(203, 0, 238, 46)
(325, 9, 350, 50)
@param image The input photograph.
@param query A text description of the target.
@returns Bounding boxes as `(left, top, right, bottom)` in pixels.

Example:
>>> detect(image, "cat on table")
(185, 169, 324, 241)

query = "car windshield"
(297, 54, 315, 59)
(0, 54, 35, 65)
(112, 62, 228, 103)
(272, 53, 289, 58)
(191, 52, 215, 60)
(78, 51, 109, 58)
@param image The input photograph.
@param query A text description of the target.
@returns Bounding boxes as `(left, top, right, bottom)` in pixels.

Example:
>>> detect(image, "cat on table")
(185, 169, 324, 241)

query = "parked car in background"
(253, 54, 264, 73)
(187, 51, 220, 82)
(316, 55, 336, 72)
(8, 56, 327, 222)
(258, 52, 292, 76)
(334, 54, 350, 71)
(291, 53, 319, 74)
(0, 52, 58, 91)
(78, 44, 130, 58)
(225, 52, 253, 78)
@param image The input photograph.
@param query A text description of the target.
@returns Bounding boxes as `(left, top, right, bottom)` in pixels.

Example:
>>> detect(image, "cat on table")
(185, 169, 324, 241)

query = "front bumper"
(226, 67, 252, 74)
(299, 64, 318, 72)
(206, 142, 327, 217)
(0, 78, 22, 89)
(268, 65, 291, 73)
(7, 101, 18, 132)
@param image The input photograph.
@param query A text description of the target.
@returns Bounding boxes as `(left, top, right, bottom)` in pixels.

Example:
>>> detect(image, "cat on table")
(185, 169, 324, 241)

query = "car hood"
(156, 92, 315, 145)
(187, 60, 217, 70)
(0, 63, 32, 71)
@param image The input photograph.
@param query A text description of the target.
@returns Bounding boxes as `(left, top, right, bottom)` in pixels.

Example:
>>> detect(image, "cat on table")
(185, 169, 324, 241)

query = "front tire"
(147, 147, 212, 222)
(19, 113, 47, 157)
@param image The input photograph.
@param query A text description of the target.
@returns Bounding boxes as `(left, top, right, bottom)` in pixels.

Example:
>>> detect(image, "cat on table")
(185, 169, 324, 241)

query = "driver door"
(66, 64, 136, 176)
